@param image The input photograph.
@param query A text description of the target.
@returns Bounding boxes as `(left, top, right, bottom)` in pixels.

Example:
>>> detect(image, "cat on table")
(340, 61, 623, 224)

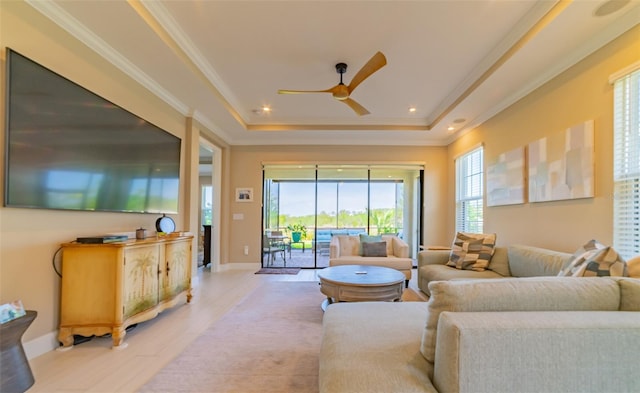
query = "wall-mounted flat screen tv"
(4, 49, 181, 214)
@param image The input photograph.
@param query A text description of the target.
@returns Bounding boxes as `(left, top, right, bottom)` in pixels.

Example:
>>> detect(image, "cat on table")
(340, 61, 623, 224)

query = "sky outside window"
(278, 181, 398, 217)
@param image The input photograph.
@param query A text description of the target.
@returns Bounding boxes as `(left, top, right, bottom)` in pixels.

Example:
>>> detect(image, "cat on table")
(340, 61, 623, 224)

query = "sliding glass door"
(262, 164, 423, 268)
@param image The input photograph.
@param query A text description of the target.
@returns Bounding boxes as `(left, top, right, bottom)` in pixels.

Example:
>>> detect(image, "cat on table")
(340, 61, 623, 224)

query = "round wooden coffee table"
(318, 265, 405, 310)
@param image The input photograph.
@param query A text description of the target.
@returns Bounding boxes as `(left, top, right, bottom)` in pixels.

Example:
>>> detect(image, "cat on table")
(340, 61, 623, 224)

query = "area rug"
(255, 267, 301, 275)
(139, 281, 325, 393)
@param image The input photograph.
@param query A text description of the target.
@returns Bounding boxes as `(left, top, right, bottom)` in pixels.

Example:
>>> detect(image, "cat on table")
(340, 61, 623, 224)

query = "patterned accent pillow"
(558, 239, 628, 277)
(558, 239, 605, 276)
(358, 234, 382, 256)
(446, 232, 497, 271)
(362, 241, 388, 257)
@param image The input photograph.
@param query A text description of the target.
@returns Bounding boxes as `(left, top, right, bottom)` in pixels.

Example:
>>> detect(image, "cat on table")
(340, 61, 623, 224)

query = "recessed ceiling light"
(252, 106, 271, 115)
(447, 126, 455, 131)
(408, 106, 416, 113)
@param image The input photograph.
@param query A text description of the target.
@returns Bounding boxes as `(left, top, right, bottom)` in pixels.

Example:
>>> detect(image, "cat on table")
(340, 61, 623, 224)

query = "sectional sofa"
(319, 275, 640, 393)
(417, 244, 639, 295)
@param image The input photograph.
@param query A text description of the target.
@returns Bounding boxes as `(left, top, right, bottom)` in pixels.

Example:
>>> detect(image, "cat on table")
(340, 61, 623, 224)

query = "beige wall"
(447, 24, 640, 253)
(226, 145, 449, 264)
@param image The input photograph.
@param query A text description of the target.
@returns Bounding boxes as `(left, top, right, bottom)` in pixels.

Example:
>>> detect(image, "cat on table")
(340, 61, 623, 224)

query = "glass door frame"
(262, 164, 424, 269)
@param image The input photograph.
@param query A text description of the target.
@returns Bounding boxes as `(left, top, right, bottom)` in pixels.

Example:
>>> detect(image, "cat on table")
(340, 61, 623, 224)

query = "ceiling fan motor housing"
(333, 63, 349, 99)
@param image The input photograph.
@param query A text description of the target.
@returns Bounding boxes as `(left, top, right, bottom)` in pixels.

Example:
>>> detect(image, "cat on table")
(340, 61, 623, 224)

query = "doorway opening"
(198, 140, 221, 271)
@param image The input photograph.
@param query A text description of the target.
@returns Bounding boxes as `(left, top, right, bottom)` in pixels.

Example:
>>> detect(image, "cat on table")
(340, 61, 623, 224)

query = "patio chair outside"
(263, 234, 287, 266)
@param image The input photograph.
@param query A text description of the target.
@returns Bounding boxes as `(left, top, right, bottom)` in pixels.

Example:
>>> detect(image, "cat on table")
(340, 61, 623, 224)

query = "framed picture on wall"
(235, 188, 254, 202)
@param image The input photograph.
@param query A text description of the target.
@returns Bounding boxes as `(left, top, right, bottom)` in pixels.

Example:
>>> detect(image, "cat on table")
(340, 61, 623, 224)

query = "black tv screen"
(4, 49, 181, 214)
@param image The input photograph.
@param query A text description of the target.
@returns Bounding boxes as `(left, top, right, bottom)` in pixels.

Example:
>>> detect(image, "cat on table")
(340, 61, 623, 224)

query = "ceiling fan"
(277, 51, 387, 116)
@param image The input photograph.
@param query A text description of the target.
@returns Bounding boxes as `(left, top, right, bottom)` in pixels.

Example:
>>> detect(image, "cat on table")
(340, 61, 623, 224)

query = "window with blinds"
(456, 147, 484, 233)
(613, 67, 640, 260)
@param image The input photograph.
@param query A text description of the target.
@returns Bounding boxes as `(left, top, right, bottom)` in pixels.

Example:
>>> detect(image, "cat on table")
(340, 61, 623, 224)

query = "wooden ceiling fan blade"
(277, 88, 334, 95)
(342, 98, 370, 116)
(347, 51, 387, 93)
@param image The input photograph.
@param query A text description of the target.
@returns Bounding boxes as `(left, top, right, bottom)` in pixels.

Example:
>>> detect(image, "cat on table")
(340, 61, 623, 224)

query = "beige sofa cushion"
(486, 246, 510, 276)
(335, 235, 359, 256)
(419, 277, 622, 367)
(434, 311, 640, 393)
(381, 235, 396, 256)
(418, 265, 503, 296)
(320, 302, 436, 393)
(617, 277, 640, 311)
(330, 256, 413, 269)
(508, 245, 572, 277)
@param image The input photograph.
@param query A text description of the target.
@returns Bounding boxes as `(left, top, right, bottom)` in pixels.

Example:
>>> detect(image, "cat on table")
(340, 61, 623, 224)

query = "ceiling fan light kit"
(278, 51, 387, 116)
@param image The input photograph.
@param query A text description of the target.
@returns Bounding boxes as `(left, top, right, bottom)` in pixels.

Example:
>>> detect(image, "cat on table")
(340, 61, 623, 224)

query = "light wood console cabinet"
(58, 235, 193, 349)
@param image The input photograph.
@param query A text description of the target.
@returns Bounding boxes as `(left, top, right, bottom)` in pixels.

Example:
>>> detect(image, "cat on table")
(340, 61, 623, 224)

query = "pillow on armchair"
(359, 234, 382, 256)
(362, 241, 388, 257)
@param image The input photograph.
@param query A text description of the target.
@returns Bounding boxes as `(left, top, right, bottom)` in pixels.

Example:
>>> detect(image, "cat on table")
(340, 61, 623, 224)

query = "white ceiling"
(27, 0, 640, 146)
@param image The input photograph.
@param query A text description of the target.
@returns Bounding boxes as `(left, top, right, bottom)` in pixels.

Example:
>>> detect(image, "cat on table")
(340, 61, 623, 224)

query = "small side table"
(1, 310, 37, 393)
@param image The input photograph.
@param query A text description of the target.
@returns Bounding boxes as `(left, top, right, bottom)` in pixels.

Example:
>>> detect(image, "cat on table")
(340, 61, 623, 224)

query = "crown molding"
(192, 110, 233, 143)
(135, 1, 249, 126)
(471, 2, 640, 136)
(25, 0, 190, 116)
(425, 1, 561, 129)
(245, 123, 431, 132)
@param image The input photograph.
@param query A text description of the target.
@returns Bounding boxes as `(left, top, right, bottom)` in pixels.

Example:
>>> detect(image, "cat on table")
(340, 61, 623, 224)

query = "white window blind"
(613, 68, 640, 260)
(456, 147, 484, 233)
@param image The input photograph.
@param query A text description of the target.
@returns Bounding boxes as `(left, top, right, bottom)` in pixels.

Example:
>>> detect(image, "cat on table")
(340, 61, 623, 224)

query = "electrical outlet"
(243, 245, 249, 255)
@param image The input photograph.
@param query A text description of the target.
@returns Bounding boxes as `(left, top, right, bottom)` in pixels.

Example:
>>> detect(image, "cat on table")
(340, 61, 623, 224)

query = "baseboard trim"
(24, 331, 59, 360)
(218, 262, 261, 271)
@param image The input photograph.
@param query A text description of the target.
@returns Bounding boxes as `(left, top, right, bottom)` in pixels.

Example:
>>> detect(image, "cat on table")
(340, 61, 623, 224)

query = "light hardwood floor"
(27, 266, 421, 392)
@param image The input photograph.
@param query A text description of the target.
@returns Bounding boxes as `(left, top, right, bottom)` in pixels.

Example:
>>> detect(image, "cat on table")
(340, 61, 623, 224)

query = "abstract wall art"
(528, 120, 594, 202)
(486, 146, 526, 206)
